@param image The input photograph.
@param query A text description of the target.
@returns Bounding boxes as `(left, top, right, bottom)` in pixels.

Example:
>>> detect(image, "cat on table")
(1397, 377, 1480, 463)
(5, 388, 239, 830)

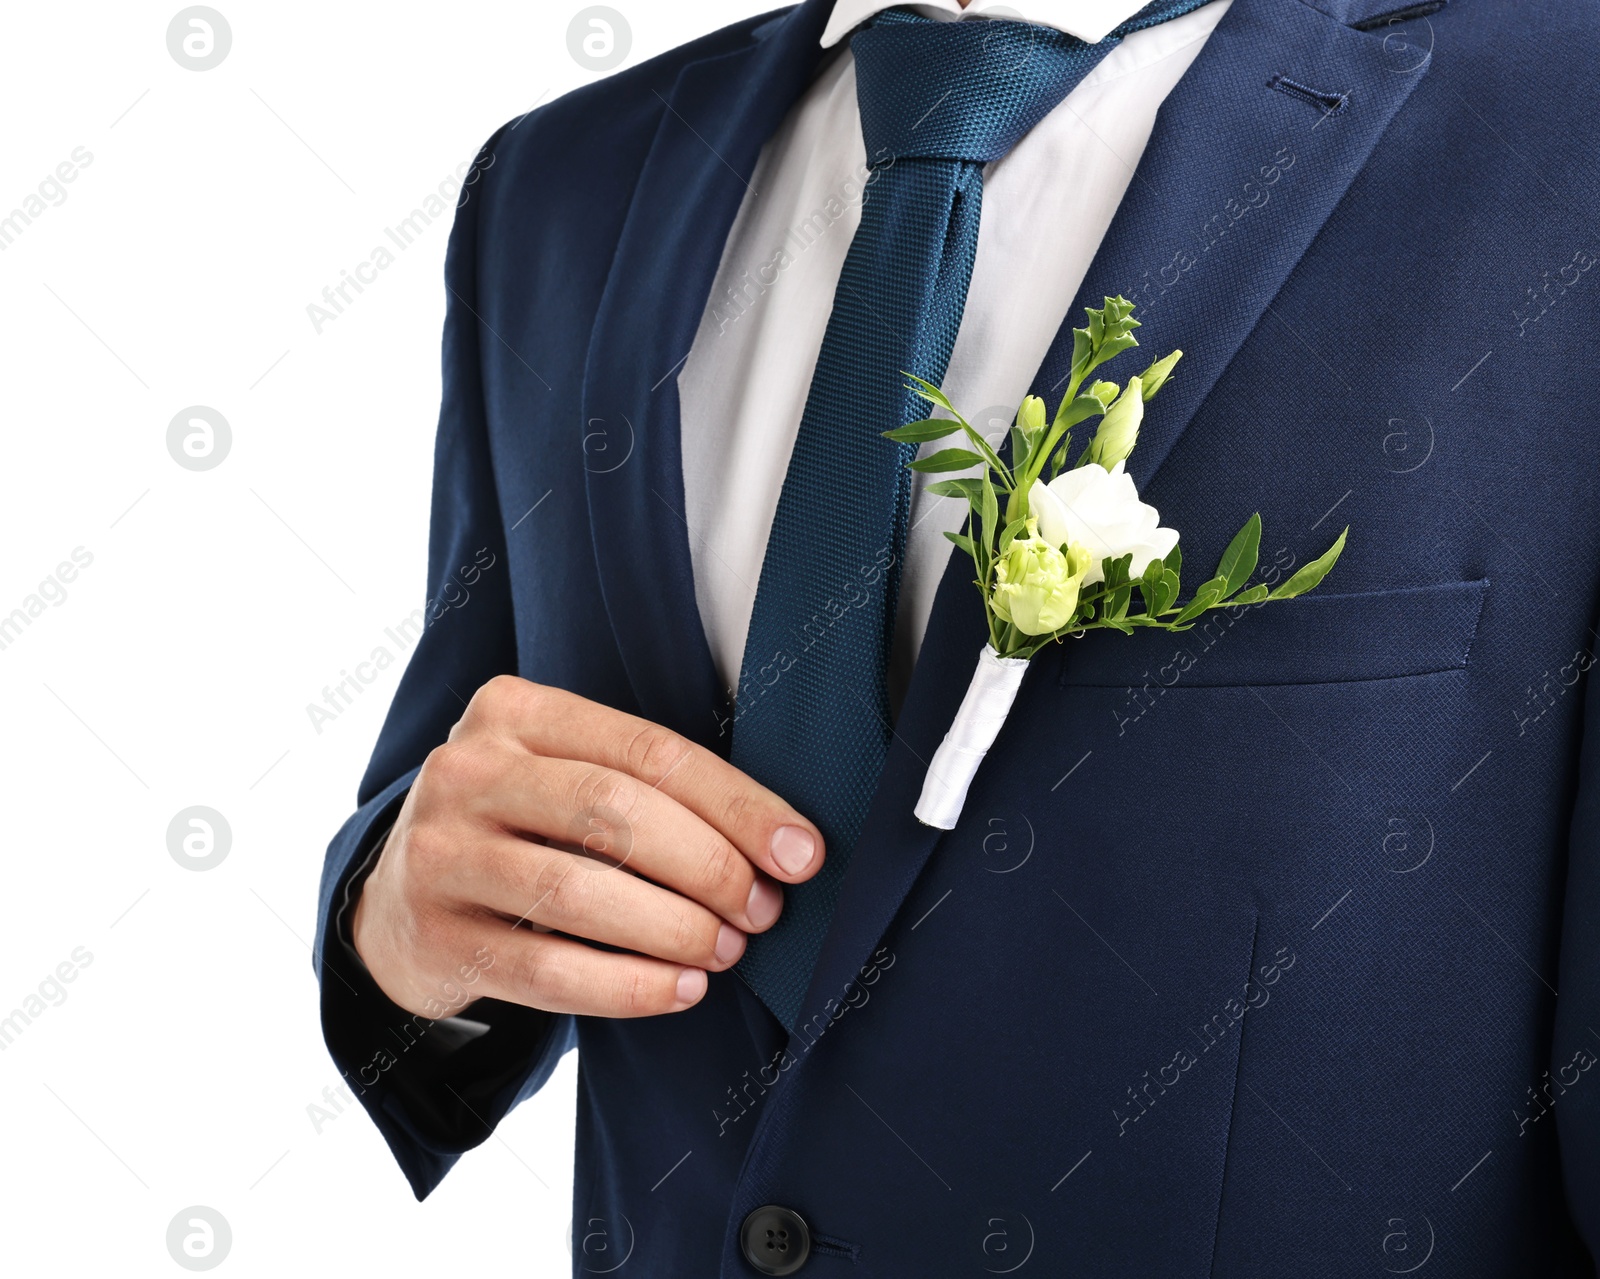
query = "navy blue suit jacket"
(314, 0, 1600, 1272)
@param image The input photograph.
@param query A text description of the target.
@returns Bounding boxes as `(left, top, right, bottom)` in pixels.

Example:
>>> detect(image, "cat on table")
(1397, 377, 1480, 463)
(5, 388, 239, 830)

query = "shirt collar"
(820, 0, 1161, 48)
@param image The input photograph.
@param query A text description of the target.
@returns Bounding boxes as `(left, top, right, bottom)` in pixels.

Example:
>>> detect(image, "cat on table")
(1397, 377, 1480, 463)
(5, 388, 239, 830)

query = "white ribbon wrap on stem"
(914, 644, 1030, 830)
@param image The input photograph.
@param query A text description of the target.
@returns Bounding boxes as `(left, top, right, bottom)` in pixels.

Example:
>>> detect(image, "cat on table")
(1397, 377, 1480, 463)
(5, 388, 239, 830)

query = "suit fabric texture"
(313, 1, 1600, 1272)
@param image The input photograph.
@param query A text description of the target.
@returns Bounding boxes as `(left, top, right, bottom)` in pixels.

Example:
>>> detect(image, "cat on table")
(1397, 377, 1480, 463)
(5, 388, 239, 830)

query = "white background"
(0, 3, 764, 1273)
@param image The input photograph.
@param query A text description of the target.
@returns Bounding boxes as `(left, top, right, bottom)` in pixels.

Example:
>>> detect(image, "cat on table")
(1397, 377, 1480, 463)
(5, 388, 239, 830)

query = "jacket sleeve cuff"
(315, 774, 577, 1200)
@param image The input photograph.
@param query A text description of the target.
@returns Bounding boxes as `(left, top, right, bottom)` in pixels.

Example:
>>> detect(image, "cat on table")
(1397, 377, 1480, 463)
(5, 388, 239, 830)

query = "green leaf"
(926, 478, 982, 502)
(1164, 543, 1182, 582)
(998, 517, 1028, 555)
(1009, 425, 1028, 468)
(1068, 327, 1094, 385)
(1159, 568, 1181, 615)
(882, 417, 961, 443)
(974, 478, 996, 601)
(903, 372, 956, 415)
(1230, 584, 1270, 606)
(943, 531, 977, 557)
(1099, 553, 1135, 622)
(1269, 528, 1348, 600)
(980, 470, 999, 558)
(1101, 553, 1133, 589)
(908, 448, 986, 473)
(1214, 513, 1262, 597)
(1052, 391, 1110, 432)
(1173, 577, 1226, 625)
(1137, 558, 1161, 603)
(1140, 564, 1179, 617)
(953, 422, 1012, 487)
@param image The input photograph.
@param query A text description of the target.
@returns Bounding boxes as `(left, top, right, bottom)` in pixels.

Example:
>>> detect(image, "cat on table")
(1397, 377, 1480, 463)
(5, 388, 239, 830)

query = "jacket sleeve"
(1555, 652, 1600, 1245)
(310, 125, 576, 1202)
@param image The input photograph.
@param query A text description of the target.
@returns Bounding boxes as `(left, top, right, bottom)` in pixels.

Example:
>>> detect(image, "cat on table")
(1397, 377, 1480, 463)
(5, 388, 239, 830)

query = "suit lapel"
(791, 0, 1431, 1037)
(581, 0, 834, 751)
(1048, 0, 1433, 496)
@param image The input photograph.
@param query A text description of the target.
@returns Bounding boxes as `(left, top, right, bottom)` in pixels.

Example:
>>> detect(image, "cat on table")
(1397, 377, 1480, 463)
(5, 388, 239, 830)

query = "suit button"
(740, 1204, 811, 1275)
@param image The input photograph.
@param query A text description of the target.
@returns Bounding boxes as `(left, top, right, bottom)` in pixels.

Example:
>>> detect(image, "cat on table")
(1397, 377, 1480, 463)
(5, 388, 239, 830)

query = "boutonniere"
(894, 296, 1347, 829)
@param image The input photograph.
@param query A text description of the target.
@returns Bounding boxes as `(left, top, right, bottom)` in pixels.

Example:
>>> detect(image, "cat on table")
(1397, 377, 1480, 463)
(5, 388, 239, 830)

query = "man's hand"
(351, 676, 824, 1020)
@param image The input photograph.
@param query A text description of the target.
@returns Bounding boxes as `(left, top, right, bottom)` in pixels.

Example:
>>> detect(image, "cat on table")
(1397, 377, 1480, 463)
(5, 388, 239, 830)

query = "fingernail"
(771, 825, 816, 876)
(746, 877, 783, 929)
(676, 968, 707, 1005)
(715, 922, 745, 964)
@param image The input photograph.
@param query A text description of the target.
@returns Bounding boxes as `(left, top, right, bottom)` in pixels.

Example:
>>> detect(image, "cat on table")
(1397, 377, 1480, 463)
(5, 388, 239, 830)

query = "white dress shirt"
(677, 0, 1230, 710)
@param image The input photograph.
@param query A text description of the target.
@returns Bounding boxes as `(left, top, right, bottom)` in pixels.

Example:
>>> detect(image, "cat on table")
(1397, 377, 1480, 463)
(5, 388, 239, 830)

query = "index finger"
(463, 677, 825, 884)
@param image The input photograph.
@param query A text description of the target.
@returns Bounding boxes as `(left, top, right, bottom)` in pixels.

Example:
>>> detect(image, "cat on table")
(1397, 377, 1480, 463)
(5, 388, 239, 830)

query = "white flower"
(1028, 461, 1179, 585)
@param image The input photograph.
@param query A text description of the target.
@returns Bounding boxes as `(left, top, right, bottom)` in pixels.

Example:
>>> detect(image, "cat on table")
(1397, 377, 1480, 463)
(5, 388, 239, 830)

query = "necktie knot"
(851, 13, 1106, 166)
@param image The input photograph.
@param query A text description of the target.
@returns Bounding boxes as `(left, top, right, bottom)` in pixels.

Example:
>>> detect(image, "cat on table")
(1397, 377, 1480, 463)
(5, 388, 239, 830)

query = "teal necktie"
(734, 2, 1217, 1031)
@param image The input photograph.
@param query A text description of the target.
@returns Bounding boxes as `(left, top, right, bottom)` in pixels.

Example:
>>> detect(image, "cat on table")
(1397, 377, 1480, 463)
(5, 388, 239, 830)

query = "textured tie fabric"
(732, 1, 1216, 1031)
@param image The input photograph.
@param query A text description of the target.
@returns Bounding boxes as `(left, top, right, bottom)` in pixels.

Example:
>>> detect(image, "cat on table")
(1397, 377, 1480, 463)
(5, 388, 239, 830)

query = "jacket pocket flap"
(1057, 579, 1489, 689)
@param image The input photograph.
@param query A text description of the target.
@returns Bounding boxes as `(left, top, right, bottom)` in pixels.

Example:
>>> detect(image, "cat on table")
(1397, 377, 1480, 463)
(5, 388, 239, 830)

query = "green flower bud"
(991, 520, 1092, 635)
(1071, 296, 1142, 382)
(1087, 295, 1139, 348)
(1015, 394, 1047, 454)
(1017, 395, 1046, 434)
(1087, 380, 1121, 408)
(1085, 375, 1144, 471)
(1139, 349, 1182, 400)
